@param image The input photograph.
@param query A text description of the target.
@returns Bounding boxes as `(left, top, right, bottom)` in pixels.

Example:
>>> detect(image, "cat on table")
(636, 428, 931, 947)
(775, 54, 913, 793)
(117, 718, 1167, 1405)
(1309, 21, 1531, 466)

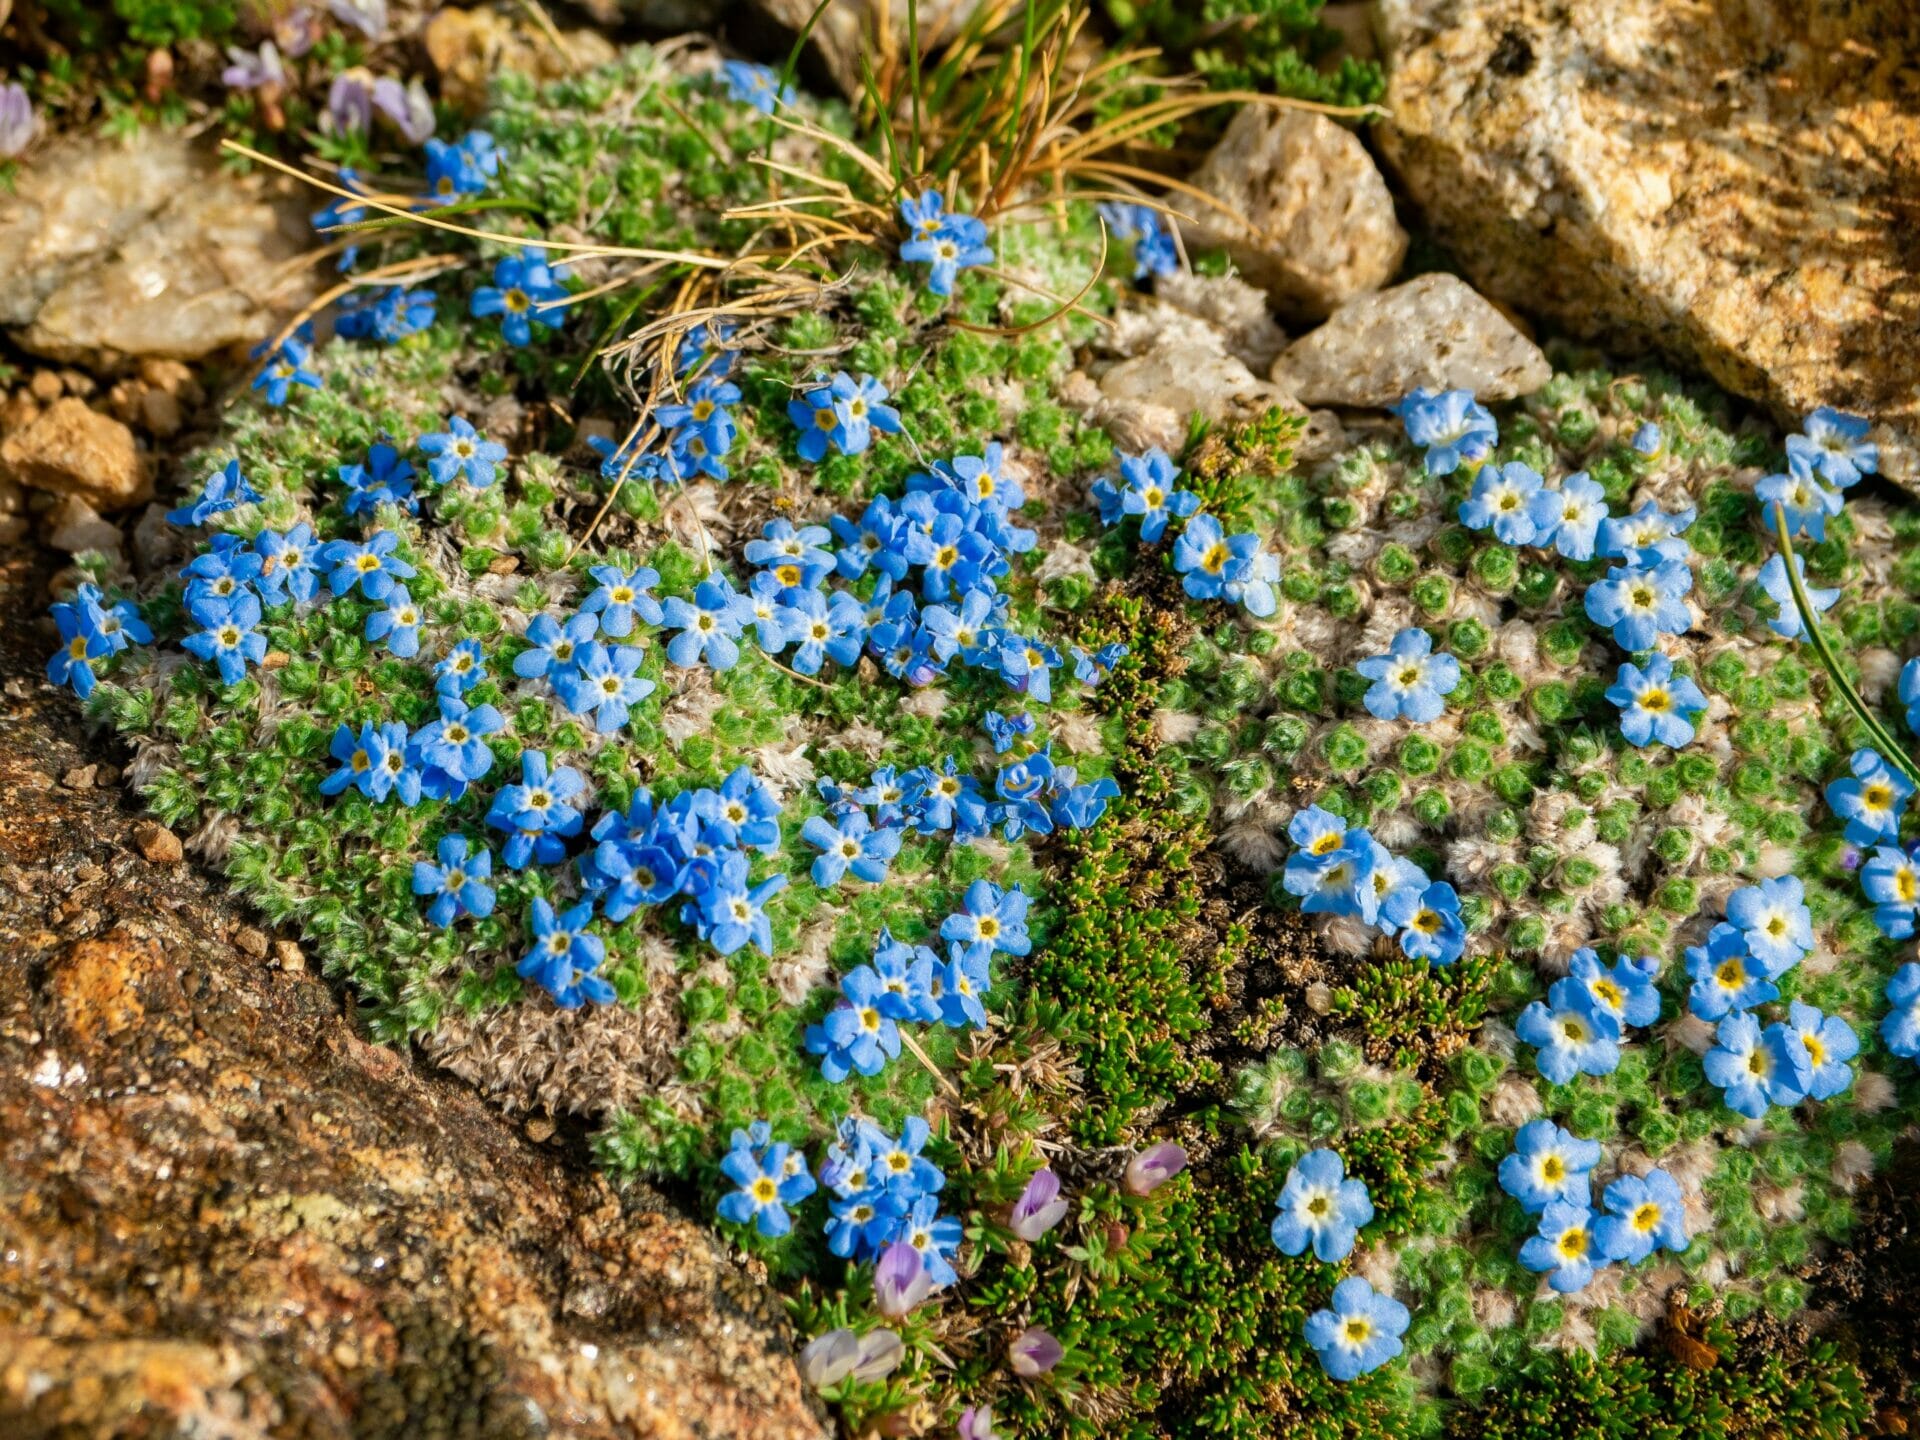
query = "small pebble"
(132, 821, 184, 864)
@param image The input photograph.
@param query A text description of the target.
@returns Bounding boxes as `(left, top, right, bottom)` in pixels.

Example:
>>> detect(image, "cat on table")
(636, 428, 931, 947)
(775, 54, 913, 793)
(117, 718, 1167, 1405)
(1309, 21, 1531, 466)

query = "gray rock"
(1181, 105, 1407, 322)
(1374, 0, 1920, 487)
(0, 130, 316, 366)
(1270, 273, 1550, 408)
(1150, 269, 1289, 374)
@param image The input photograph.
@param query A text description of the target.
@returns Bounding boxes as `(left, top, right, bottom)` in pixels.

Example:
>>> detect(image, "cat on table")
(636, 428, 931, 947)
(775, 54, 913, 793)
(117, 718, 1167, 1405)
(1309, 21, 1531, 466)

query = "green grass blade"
(1770, 504, 1920, 785)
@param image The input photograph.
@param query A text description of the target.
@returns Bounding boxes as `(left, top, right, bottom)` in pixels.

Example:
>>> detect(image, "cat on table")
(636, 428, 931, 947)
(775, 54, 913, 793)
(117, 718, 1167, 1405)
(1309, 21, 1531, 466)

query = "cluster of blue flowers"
(1281, 804, 1466, 966)
(1267, 1150, 1409, 1384)
(1752, 407, 1876, 640)
(322, 695, 498, 809)
(1091, 447, 1278, 617)
(1499, 1121, 1689, 1293)
(1516, 947, 1659, 1085)
(800, 733, 1118, 888)
(805, 881, 1025, 1082)
(1683, 877, 1812, 1022)
(721, 446, 1098, 709)
(898, 191, 993, 297)
(46, 581, 152, 699)
(126, 423, 510, 698)
(1757, 406, 1880, 541)
(788, 370, 903, 462)
(822, 1117, 963, 1288)
(580, 771, 788, 953)
(298, 132, 505, 376)
(1680, 878, 1860, 1118)
(581, 322, 752, 487)
(1096, 201, 1178, 282)
(1399, 387, 1715, 756)
(336, 284, 437, 345)
(419, 760, 793, 1003)
(717, 1113, 963, 1280)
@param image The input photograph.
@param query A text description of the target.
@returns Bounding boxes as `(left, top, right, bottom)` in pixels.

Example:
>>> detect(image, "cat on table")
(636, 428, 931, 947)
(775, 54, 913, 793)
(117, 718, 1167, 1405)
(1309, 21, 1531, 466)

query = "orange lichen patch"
(46, 931, 155, 1044)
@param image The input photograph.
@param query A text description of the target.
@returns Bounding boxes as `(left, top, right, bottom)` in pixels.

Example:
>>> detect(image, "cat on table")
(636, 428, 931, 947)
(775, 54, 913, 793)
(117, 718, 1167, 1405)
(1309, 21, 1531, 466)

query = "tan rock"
(1270, 273, 1552, 407)
(426, 6, 620, 110)
(1375, 0, 1920, 486)
(139, 387, 183, 438)
(131, 820, 184, 865)
(0, 130, 318, 365)
(1181, 105, 1407, 322)
(1, 398, 150, 511)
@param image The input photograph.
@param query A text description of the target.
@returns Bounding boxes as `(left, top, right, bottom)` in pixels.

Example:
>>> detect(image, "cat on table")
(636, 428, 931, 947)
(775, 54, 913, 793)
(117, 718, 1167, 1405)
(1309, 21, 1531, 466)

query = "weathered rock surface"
(0, 397, 150, 512)
(1150, 269, 1290, 375)
(1270, 272, 1551, 407)
(426, 6, 621, 110)
(1375, 0, 1920, 484)
(0, 130, 317, 367)
(1181, 105, 1407, 322)
(0, 552, 824, 1439)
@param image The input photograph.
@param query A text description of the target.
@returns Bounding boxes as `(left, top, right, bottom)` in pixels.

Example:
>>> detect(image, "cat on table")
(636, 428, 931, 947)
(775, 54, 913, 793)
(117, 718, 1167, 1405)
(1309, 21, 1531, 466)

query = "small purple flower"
(874, 1240, 935, 1319)
(851, 1329, 905, 1383)
(799, 1329, 860, 1390)
(1010, 1327, 1063, 1379)
(1123, 1142, 1187, 1196)
(329, 0, 389, 39)
(1009, 1168, 1069, 1241)
(372, 75, 434, 144)
(958, 1405, 1002, 1440)
(222, 41, 285, 92)
(0, 83, 38, 159)
(326, 68, 375, 132)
